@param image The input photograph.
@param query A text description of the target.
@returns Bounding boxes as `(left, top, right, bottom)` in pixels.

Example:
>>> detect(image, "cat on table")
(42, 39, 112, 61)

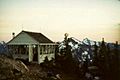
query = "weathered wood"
(29, 44, 33, 62)
(38, 45, 40, 64)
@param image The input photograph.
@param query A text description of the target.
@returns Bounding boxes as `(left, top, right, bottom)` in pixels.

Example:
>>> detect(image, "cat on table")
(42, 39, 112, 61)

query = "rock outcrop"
(0, 55, 29, 80)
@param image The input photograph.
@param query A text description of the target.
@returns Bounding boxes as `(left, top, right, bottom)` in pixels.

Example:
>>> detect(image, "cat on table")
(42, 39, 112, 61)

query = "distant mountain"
(59, 37, 120, 50)
(59, 37, 99, 51)
(70, 37, 100, 46)
(59, 37, 96, 62)
(58, 37, 120, 63)
(0, 41, 9, 55)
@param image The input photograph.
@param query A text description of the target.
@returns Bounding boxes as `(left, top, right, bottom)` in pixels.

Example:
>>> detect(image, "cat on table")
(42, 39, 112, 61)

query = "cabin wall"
(8, 45, 29, 60)
(13, 54, 28, 60)
(38, 45, 56, 64)
(39, 53, 55, 63)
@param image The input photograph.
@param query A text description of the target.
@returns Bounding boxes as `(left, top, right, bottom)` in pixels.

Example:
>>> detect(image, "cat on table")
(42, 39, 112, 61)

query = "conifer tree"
(98, 38, 108, 79)
(113, 41, 119, 80)
(93, 41, 98, 66)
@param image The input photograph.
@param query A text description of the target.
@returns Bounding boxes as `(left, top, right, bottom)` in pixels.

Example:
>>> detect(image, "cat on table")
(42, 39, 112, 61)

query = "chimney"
(12, 32, 15, 38)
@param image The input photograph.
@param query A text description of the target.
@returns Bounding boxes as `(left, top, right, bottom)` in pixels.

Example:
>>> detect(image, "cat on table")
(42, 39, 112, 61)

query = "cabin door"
(33, 45, 38, 61)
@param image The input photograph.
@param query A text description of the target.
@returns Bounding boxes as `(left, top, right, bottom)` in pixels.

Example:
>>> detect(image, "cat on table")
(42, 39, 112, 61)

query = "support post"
(29, 44, 33, 62)
(42, 45, 44, 54)
(54, 45, 55, 54)
(48, 45, 49, 54)
(38, 45, 40, 64)
(45, 45, 47, 53)
(49, 45, 51, 54)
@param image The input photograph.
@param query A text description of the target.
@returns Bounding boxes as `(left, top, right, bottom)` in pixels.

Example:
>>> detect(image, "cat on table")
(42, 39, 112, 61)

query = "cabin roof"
(7, 30, 54, 45)
(23, 31, 53, 43)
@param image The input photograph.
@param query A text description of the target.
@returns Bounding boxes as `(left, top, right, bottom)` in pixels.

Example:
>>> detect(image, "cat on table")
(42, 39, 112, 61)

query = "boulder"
(0, 55, 29, 79)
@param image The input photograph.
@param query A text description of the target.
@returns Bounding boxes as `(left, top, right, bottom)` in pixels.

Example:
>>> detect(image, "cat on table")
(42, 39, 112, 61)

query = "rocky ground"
(0, 55, 84, 80)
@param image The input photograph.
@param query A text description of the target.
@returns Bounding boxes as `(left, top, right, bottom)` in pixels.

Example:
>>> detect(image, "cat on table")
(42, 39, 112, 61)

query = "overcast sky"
(0, 0, 120, 43)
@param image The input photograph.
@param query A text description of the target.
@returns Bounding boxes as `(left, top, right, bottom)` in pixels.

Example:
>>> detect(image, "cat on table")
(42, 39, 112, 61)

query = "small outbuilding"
(7, 30, 57, 64)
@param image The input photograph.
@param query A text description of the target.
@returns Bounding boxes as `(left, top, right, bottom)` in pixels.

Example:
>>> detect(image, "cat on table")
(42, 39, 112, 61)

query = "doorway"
(33, 45, 38, 61)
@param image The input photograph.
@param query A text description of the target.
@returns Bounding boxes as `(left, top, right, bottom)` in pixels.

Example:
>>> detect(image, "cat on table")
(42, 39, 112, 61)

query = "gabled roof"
(7, 30, 54, 45)
(22, 31, 53, 43)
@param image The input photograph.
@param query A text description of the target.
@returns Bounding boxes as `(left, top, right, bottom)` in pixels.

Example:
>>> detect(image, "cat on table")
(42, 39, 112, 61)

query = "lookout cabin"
(7, 30, 57, 64)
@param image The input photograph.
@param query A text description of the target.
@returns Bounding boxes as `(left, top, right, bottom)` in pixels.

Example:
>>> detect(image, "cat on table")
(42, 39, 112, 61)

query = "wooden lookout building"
(7, 30, 57, 64)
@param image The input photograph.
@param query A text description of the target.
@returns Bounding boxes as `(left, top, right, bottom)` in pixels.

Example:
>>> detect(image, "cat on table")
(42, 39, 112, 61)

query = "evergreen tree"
(113, 41, 119, 80)
(64, 33, 74, 72)
(93, 41, 98, 66)
(98, 38, 108, 79)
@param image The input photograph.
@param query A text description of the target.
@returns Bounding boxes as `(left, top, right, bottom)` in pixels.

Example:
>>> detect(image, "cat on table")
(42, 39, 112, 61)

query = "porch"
(8, 43, 56, 64)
